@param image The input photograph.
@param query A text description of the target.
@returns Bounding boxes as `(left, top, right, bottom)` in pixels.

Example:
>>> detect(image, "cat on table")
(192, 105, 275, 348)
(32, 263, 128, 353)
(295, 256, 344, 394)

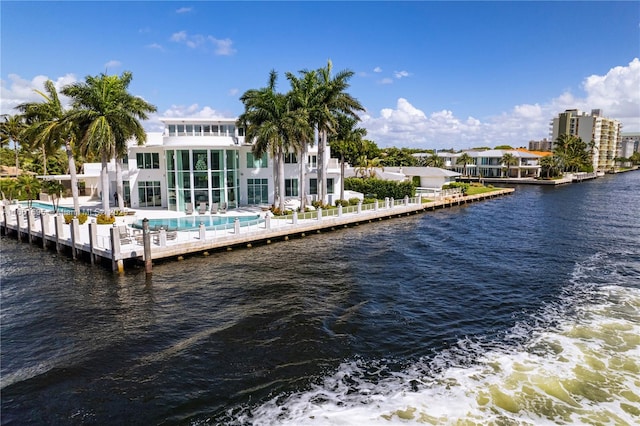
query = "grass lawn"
(466, 186, 503, 196)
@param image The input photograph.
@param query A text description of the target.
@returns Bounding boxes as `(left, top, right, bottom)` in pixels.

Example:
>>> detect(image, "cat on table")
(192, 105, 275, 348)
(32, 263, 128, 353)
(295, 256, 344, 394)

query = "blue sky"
(2, 1, 639, 150)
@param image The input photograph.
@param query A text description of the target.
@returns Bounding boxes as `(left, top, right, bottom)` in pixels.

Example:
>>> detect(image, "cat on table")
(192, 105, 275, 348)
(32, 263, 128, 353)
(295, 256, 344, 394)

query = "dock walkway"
(1, 188, 514, 272)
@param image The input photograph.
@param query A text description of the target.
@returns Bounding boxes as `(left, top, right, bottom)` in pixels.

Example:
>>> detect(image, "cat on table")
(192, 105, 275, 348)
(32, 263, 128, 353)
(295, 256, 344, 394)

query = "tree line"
(0, 72, 156, 215)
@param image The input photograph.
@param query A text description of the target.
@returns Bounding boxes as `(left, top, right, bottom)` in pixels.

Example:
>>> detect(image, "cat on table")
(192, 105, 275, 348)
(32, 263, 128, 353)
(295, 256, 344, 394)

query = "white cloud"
(104, 60, 122, 70)
(228, 88, 239, 96)
(394, 70, 410, 79)
(373, 67, 382, 73)
(362, 58, 640, 149)
(170, 31, 236, 55)
(161, 104, 233, 119)
(176, 7, 192, 14)
(0, 73, 76, 115)
(170, 31, 187, 42)
(146, 43, 163, 50)
(378, 78, 393, 85)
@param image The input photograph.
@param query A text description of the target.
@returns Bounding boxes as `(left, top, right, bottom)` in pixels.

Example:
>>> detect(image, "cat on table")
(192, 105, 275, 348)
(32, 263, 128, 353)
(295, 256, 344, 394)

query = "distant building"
(550, 109, 622, 172)
(528, 138, 552, 152)
(437, 150, 541, 178)
(620, 133, 640, 157)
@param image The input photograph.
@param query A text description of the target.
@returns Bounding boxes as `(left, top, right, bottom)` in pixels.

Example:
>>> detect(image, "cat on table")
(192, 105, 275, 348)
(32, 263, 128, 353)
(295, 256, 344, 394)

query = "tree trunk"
(115, 158, 125, 210)
(42, 145, 47, 176)
(101, 153, 110, 214)
(318, 129, 327, 204)
(14, 145, 20, 177)
(278, 150, 285, 212)
(299, 144, 307, 211)
(65, 140, 80, 216)
(340, 155, 345, 201)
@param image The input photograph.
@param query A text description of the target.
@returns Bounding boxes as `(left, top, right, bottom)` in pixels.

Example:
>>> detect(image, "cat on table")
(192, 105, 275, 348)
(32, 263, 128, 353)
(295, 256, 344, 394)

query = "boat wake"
(229, 252, 640, 425)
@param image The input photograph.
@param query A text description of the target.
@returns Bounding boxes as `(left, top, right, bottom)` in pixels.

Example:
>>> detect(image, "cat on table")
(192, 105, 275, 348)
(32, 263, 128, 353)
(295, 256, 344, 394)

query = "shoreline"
(1, 189, 514, 273)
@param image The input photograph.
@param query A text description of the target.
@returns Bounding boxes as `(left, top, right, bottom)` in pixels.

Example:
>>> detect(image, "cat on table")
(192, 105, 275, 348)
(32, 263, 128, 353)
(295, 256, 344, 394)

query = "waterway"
(1, 172, 639, 425)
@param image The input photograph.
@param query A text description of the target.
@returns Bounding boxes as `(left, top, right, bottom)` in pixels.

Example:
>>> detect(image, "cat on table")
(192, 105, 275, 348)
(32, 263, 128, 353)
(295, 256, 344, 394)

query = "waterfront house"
(435, 150, 541, 178)
(120, 118, 342, 212)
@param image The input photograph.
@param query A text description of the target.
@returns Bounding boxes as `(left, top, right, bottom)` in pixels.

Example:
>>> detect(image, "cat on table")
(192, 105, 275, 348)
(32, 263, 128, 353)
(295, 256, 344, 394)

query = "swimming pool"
(19, 201, 82, 215)
(131, 215, 262, 231)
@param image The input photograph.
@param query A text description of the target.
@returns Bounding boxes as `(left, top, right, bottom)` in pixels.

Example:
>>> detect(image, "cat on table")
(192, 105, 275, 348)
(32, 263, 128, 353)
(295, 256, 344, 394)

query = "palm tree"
(422, 152, 444, 168)
(313, 60, 364, 204)
(238, 70, 296, 212)
(500, 152, 518, 178)
(329, 114, 366, 201)
(16, 80, 82, 214)
(62, 71, 157, 213)
(0, 114, 26, 177)
(456, 152, 473, 176)
(285, 69, 317, 210)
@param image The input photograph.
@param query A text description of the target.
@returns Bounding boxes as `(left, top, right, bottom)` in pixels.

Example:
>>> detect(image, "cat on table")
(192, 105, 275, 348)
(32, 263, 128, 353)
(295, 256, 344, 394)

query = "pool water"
(132, 215, 262, 231)
(19, 201, 79, 214)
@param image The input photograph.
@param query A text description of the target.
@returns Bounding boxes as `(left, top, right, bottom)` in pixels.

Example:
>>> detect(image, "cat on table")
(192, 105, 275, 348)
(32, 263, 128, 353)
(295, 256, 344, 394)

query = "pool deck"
(1, 189, 515, 272)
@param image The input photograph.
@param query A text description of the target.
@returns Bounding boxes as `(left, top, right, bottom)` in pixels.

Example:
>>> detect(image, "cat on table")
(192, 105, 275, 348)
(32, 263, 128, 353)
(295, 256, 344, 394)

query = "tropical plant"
(456, 152, 474, 176)
(500, 152, 518, 177)
(312, 60, 364, 204)
(16, 80, 83, 214)
(329, 114, 366, 201)
(0, 114, 26, 177)
(238, 70, 298, 212)
(285, 69, 318, 210)
(14, 175, 41, 208)
(420, 152, 444, 168)
(354, 155, 383, 178)
(62, 71, 157, 213)
(41, 179, 65, 213)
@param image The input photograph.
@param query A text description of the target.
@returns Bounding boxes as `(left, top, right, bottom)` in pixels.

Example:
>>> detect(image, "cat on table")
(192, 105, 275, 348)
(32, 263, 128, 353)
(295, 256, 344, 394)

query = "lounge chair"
(219, 202, 227, 213)
(210, 202, 219, 214)
(197, 202, 207, 215)
(117, 225, 133, 244)
(185, 203, 194, 215)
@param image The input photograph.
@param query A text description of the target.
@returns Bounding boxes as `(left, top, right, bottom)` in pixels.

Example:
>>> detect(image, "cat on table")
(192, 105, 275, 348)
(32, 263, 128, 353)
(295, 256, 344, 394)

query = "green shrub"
(77, 213, 88, 224)
(96, 213, 115, 225)
(63, 212, 89, 225)
(344, 177, 415, 200)
(334, 199, 349, 207)
(362, 197, 377, 205)
(348, 197, 361, 206)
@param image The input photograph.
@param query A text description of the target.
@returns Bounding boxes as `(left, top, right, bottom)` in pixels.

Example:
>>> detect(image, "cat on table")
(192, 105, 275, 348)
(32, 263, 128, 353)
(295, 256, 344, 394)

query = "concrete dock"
(1, 188, 514, 272)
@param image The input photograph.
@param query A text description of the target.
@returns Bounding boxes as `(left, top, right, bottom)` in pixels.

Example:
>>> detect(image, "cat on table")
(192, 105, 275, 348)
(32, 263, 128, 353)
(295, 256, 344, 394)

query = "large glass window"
(309, 178, 317, 195)
(247, 178, 268, 204)
(285, 179, 299, 197)
(247, 152, 268, 168)
(136, 152, 160, 169)
(211, 150, 222, 170)
(327, 178, 334, 194)
(308, 155, 317, 169)
(284, 153, 297, 163)
(138, 181, 162, 207)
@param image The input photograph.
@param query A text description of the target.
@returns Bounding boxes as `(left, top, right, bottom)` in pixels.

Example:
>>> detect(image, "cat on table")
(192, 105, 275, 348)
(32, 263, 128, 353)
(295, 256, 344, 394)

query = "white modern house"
(434, 150, 541, 178)
(114, 118, 342, 212)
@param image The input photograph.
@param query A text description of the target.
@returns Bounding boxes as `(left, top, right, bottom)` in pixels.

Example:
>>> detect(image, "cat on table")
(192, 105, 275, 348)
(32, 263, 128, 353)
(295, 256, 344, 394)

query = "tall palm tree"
(62, 71, 157, 213)
(456, 152, 473, 176)
(500, 152, 518, 178)
(0, 114, 26, 177)
(422, 152, 444, 168)
(16, 80, 82, 214)
(285, 69, 317, 210)
(238, 70, 296, 212)
(313, 60, 364, 204)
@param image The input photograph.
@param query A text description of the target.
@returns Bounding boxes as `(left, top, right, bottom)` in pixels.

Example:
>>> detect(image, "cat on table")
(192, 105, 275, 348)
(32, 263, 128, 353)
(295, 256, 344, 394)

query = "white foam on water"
(236, 253, 640, 425)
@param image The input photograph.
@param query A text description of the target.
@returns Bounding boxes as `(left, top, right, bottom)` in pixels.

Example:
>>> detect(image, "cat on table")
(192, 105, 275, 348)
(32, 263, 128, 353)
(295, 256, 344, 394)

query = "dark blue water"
(2, 172, 639, 425)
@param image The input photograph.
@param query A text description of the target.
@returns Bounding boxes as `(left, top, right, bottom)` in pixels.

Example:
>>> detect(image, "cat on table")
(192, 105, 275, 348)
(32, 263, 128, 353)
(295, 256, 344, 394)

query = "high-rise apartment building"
(550, 109, 622, 172)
